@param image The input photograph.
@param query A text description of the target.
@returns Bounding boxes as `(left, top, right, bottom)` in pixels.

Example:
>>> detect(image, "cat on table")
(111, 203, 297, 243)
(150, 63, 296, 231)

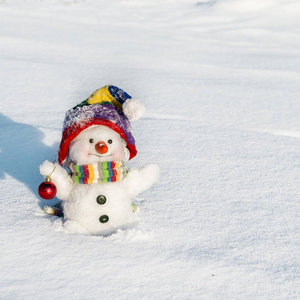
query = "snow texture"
(0, 0, 300, 299)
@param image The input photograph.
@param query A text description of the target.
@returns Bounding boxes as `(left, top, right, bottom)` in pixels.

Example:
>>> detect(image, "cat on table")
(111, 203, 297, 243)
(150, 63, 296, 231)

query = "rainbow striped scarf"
(69, 161, 126, 184)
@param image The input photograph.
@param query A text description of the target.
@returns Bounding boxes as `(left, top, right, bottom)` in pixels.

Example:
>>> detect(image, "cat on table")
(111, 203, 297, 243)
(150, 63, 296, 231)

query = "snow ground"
(0, 0, 300, 298)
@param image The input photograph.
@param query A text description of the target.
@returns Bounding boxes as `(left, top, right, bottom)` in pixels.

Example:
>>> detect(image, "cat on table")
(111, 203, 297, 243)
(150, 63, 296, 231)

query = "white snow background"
(0, 0, 300, 298)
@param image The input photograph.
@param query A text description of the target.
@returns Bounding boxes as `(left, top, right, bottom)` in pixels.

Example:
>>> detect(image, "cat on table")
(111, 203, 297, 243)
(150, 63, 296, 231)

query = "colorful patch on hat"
(71, 85, 132, 112)
(87, 86, 123, 111)
(108, 85, 132, 105)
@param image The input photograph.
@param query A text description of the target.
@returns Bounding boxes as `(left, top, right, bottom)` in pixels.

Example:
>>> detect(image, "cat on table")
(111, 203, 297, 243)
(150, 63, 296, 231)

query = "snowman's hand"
(140, 164, 160, 185)
(39, 160, 55, 177)
(39, 160, 73, 200)
(126, 164, 159, 198)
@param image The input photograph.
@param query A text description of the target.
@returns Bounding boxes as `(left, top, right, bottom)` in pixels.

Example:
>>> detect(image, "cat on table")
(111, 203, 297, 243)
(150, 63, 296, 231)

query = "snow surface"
(0, 0, 300, 298)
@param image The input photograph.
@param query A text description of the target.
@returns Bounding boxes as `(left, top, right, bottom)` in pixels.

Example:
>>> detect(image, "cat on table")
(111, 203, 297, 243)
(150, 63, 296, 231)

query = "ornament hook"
(45, 160, 56, 182)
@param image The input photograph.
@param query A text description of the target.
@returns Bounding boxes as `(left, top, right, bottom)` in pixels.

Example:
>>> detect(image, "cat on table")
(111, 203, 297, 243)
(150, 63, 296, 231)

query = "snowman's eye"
(107, 139, 113, 144)
(89, 139, 94, 144)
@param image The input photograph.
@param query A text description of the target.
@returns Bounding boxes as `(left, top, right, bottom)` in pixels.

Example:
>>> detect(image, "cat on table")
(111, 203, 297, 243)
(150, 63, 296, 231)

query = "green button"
(99, 215, 109, 223)
(96, 195, 106, 205)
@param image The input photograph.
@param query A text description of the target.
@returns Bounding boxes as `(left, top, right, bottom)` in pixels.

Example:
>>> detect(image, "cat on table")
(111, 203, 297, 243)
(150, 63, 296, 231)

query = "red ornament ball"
(38, 181, 57, 200)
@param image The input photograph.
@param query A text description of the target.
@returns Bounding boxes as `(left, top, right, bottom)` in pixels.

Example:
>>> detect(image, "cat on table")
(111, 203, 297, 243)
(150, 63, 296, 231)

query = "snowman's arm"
(125, 164, 159, 199)
(39, 160, 73, 200)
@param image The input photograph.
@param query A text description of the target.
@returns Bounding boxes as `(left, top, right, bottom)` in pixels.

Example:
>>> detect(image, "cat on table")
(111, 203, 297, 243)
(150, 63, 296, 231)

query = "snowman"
(39, 85, 159, 236)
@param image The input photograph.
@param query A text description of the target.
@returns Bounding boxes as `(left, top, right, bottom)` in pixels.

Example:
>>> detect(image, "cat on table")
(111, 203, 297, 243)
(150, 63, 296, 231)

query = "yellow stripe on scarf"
(88, 164, 95, 184)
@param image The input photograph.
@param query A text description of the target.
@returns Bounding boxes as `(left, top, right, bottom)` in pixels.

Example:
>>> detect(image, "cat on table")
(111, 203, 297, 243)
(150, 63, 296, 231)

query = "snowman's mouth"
(89, 153, 113, 158)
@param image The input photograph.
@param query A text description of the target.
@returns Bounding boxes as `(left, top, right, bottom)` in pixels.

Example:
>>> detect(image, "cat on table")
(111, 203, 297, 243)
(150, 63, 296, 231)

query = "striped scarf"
(69, 161, 126, 184)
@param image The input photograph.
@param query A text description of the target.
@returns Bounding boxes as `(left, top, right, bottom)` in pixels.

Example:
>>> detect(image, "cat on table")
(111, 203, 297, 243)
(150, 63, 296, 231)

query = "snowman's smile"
(89, 153, 113, 158)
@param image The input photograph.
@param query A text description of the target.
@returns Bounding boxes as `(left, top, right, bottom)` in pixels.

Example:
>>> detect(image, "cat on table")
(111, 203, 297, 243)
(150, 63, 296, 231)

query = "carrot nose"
(95, 141, 108, 154)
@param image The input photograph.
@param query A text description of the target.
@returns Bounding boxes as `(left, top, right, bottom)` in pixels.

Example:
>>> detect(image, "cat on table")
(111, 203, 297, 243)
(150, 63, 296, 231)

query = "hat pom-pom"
(123, 99, 145, 121)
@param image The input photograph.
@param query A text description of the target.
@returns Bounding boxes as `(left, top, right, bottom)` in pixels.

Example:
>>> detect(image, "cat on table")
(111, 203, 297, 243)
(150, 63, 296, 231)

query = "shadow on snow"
(0, 113, 59, 208)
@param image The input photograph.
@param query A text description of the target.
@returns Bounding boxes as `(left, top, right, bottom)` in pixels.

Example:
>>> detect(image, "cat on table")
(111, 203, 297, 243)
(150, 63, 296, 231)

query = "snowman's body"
(40, 125, 159, 235)
(64, 181, 133, 235)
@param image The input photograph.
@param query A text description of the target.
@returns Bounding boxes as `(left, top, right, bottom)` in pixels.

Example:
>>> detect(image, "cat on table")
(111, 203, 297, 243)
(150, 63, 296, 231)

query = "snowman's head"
(58, 85, 145, 166)
(68, 125, 130, 165)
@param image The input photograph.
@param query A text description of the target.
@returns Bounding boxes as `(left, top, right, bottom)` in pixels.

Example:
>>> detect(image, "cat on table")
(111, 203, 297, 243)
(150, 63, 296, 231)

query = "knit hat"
(58, 85, 145, 166)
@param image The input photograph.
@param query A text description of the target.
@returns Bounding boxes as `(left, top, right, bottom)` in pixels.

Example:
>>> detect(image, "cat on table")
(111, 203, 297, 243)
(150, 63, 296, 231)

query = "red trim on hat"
(58, 119, 137, 165)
